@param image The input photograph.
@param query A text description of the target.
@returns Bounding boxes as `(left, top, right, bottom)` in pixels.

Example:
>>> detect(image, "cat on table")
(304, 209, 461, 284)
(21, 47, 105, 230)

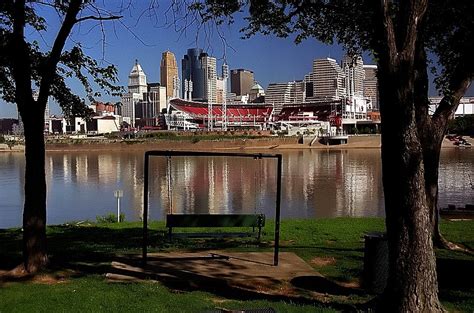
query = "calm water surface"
(1, 149, 473, 228)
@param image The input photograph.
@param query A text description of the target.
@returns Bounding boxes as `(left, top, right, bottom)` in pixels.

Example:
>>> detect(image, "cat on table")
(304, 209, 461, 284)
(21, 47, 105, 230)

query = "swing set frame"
(142, 150, 283, 266)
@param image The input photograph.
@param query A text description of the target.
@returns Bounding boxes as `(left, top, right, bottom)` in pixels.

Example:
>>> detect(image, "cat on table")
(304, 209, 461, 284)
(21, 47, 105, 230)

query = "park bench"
(166, 213, 266, 241)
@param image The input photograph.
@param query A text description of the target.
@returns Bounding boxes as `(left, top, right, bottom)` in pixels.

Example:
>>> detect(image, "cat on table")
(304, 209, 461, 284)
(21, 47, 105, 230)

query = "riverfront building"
(160, 51, 179, 99)
(121, 60, 166, 128)
(230, 69, 255, 96)
(313, 58, 346, 100)
(181, 48, 218, 103)
(363, 65, 379, 110)
(342, 55, 364, 98)
(265, 81, 306, 115)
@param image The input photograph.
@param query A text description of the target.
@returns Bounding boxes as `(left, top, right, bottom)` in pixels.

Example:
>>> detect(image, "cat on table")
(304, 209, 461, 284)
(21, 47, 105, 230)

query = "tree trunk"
(377, 60, 443, 311)
(21, 102, 48, 273)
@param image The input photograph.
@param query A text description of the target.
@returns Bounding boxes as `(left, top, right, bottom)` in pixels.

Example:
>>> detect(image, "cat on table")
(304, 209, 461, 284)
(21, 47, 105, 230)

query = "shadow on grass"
(437, 258, 474, 290)
(1, 224, 473, 311)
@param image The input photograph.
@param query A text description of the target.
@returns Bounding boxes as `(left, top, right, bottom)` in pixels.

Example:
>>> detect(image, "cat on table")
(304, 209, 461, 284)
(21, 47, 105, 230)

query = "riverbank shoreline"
(1, 134, 472, 152)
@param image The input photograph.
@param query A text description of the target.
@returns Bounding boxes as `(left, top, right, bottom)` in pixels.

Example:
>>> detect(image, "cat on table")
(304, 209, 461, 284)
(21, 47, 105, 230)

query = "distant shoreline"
(1, 134, 472, 152)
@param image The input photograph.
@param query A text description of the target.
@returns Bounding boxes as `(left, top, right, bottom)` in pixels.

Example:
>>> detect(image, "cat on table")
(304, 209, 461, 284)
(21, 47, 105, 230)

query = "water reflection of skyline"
(1, 149, 472, 228)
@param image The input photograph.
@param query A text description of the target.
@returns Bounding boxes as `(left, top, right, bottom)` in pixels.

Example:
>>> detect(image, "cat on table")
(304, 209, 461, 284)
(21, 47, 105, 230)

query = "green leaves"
(0, 1, 122, 118)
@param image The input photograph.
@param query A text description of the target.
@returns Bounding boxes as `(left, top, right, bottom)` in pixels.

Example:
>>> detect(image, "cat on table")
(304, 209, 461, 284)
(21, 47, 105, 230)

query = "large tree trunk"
(20, 102, 48, 273)
(377, 58, 443, 311)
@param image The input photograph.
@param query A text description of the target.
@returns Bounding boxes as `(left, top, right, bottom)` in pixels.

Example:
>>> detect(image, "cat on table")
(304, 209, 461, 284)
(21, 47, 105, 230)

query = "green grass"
(0, 276, 331, 313)
(1, 218, 473, 312)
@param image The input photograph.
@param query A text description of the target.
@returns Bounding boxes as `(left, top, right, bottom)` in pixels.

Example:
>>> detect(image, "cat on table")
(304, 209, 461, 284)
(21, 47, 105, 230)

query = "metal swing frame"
(142, 150, 283, 266)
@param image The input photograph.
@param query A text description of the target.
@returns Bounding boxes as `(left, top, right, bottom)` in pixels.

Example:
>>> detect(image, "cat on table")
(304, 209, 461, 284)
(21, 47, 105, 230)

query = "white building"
(202, 55, 217, 103)
(313, 58, 346, 100)
(63, 116, 121, 134)
(342, 54, 364, 98)
(429, 97, 474, 116)
(128, 60, 148, 95)
(266, 81, 306, 115)
(121, 92, 142, 127)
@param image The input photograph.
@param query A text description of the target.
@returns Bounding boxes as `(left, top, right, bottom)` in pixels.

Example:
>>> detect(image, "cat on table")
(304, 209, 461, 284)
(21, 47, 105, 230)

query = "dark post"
(142, 152, 149, 265)
(274, 154, 282, 266)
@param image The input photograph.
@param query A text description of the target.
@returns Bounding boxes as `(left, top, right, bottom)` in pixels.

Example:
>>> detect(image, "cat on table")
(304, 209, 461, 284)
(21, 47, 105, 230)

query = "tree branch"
(11, 0, 34, 114)
(432, 71, 472, 128)
(37, 0, 83, 106)
(379, 0, 398, 64)
(75, 15, 122, 23)
(399, 0, 428, 58)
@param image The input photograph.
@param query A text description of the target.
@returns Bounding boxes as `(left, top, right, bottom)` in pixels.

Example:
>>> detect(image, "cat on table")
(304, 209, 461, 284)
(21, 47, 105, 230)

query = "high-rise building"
(230, 69, 255, 96)
(201, 54, 217, 103)
(181, 48, 219, 103)
(265, 81, 306, 115)
(342, 54, 364, 98)
(121, 92, 142, 127)
(313, 58, 346, 100)
(128, 59, 148, 95)
(146, 83, 167, 114)
(160, 51, 178, 99)
(182, 48, 205, 100)
(363, 65, 379, 110)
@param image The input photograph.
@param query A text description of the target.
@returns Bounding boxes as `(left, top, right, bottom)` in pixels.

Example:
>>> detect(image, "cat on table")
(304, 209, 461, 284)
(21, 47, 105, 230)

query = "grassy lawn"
(0, 218, 473, 312)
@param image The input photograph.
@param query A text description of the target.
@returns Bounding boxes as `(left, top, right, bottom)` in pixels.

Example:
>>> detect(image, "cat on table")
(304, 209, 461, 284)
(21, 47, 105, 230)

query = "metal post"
(142, 153, 149, 265)
(114, 189, 123, 223)
(274, 154, 282, 266)
(117, 197, 120, 222)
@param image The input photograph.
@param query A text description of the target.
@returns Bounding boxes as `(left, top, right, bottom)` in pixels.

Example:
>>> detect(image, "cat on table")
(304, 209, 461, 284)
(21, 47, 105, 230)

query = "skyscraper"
(160, 51, 178, 99)
(342, 54, 364, 98)
(313, 58, 346, 100)
(265, 81, 306, 115)
(181, 49, 218, 102)
(182, 48, 205, 100)
(202, 54, 217, 103)
(230, 69, 254, 96)
(363, 65, 379, 110)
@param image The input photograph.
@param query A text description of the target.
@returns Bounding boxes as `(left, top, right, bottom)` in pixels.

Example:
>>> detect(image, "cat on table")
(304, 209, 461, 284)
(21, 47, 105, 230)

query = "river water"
(1, 149, 473, 228)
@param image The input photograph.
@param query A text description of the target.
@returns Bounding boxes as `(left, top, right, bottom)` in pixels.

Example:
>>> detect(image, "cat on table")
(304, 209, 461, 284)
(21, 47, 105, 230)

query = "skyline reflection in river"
(0, 149, 472, 228)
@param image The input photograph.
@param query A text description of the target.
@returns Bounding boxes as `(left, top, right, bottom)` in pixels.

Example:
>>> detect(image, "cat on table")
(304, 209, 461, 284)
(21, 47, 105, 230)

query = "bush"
(191, 137, 200, 143)
(96, 213, 125, 223)
(0, 135, 5, 144)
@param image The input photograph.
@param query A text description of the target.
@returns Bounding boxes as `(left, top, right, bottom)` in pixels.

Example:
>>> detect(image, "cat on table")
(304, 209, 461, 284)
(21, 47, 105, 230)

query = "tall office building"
(181, 48, 219, 103)
(201, 54, 217, 103)
(128, 59, 148, 95)
(266, 81, 306, 115)
(182, 48, 205, 100)
(313, 58, 346, 100)
(230, 69, 255, 96)
(160, 51, 179, 99)
(216, 63, 229, 104)
(363, 65, 379, 110)
(342, 54, 364, 98)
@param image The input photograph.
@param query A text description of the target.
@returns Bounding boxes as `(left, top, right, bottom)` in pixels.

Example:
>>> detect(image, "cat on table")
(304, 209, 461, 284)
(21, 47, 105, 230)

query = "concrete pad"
(107, 251, 321, 295)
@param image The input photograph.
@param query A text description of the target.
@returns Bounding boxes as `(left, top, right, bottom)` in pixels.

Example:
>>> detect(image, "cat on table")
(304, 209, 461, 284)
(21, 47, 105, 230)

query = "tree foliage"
(0, 1, 122, 118)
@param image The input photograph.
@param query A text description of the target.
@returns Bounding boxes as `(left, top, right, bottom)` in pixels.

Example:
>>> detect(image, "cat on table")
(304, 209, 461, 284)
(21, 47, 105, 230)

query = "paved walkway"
(106, 251, 321, 295)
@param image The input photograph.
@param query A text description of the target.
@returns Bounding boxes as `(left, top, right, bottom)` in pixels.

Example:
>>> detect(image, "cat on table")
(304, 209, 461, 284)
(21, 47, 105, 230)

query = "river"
(1, 148, 473, 228)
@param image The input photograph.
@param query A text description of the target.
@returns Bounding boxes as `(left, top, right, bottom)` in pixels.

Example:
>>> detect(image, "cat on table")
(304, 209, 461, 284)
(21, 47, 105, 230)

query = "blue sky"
(0, 1, 472, 118)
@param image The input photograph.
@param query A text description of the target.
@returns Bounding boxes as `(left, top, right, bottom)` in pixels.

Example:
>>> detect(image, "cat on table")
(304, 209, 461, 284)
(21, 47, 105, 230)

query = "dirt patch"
(310, 257, 336, 267)
(339, 280, 361, 289)
(0, 268, 73, 285)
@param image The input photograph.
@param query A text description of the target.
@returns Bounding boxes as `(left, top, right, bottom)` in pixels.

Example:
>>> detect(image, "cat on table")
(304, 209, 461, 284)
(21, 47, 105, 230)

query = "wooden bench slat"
(166, 213, 266, 241)
(166, 214, 265, 228)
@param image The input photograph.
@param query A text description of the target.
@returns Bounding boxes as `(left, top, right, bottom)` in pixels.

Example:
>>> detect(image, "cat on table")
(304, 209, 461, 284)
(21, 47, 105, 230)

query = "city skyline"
(0, 2, 472, 118)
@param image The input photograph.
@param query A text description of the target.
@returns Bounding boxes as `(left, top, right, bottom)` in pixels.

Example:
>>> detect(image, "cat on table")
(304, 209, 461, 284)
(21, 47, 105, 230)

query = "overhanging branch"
(75, 15, 122, 23)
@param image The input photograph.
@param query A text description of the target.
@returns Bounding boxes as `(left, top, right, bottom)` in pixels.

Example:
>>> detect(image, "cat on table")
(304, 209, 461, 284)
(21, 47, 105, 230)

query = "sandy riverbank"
(1, 134, 472, 152)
